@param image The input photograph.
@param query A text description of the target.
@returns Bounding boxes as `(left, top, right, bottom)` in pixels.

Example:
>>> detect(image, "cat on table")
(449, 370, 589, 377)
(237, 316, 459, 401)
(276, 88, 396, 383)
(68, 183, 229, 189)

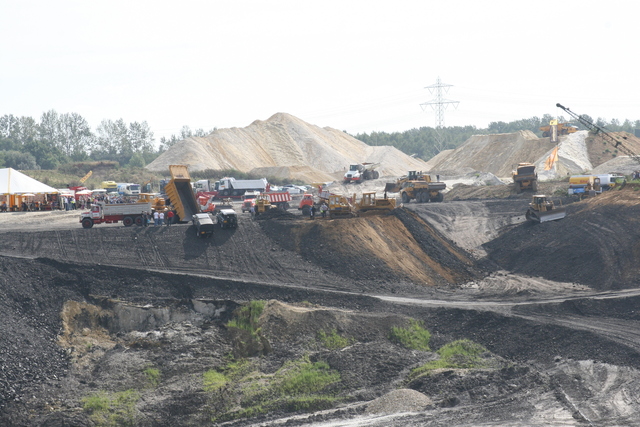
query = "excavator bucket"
(384, 182, 398, 192)
(527, 207, 566, 223)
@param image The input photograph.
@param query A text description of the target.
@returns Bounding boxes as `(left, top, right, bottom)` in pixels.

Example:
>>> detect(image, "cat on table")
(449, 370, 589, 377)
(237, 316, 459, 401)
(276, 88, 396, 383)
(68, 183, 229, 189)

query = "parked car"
(192, 213, 215, 238)
(216, 209, 238, 229)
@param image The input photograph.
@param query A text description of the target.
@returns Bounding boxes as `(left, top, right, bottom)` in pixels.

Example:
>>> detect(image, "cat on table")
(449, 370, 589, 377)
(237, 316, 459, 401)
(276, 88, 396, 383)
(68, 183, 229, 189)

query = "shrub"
(226, 300, 265, 336)
(203, 370, 228, 392)
(389, 319, 431, 351)
(278, 358, 340, 395)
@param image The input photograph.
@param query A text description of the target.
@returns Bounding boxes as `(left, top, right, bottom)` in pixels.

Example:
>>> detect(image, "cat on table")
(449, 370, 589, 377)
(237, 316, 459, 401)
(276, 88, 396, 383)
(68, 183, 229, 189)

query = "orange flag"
(544, 146, 559, 171)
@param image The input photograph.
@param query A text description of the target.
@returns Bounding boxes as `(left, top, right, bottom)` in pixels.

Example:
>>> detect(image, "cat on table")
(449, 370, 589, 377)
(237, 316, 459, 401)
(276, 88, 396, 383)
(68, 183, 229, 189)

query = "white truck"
(117, 183, 141, 197)
(80, 202, 152, 228)
(343, 163, 380, 184)
(197, 177, 269, 199)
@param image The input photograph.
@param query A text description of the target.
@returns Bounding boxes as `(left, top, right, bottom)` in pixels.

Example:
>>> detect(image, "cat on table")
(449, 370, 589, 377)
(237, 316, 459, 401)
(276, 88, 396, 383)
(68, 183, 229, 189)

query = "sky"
(1, 0, 638, 143)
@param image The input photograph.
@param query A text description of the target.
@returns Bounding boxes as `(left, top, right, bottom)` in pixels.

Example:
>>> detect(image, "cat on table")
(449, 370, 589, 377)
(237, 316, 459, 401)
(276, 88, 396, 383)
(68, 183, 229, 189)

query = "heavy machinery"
(525, 195, 566, 223)
(512, 163, 538, 193)
(354, 191, 396, 215)
(80, 201, 152, 228)
(252, 194, 272, 218)
(556, 103, 640, 166)
(384, 171, 446, 203)
(328, 194, 354, 219)
(164, 165, 199, 222)
(192, 213, 215, 238)
(568, 175, 602, 197)
(343, 163, 380, 184)
(539, 122, 578, 138)
(138, 193, 168, 212)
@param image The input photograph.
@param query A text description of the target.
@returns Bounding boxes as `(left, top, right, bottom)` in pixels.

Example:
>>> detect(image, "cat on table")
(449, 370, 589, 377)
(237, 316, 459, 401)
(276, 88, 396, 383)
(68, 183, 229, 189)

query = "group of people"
(632, 171, 640, 181)
(309, 202, 329, 219)
(141, 210, 175, 227)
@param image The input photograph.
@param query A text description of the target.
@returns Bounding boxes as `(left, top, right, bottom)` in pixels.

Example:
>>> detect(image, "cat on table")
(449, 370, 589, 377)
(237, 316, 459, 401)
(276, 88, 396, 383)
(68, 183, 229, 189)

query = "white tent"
(0, 168, 59, 195)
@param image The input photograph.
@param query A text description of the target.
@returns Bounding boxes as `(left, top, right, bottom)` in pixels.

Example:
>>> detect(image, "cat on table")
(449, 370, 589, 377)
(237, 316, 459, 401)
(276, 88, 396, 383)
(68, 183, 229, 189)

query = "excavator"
(525, 195, 566, 223)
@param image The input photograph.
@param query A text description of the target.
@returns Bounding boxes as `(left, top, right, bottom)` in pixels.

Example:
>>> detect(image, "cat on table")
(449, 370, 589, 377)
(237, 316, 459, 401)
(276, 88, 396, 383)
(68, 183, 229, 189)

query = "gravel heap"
(365, 389, 432, 415)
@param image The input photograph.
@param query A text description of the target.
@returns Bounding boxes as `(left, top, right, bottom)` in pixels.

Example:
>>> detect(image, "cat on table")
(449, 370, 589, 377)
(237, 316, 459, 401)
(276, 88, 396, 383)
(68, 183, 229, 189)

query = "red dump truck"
(80, 202, 152, 228)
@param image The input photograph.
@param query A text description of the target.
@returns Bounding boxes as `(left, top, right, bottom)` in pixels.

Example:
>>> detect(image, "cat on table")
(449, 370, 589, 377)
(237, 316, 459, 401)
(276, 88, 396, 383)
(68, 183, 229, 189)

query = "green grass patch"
(208, 355, 341, 422)
(82, 389, 140, 426)
(143, 367, 161, 388)
(389, 319, 431, 350)
(409, 339, 489, 380)
(317, 329, 353, 350)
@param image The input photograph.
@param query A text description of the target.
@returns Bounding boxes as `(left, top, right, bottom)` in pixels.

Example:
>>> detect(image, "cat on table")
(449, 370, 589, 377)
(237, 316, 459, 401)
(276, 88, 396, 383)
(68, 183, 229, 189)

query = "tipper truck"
(165, 165, 199, 222)
(512, 163, 538, 193)
(80, 202, 152, 228)
(384, 171, 446, 203)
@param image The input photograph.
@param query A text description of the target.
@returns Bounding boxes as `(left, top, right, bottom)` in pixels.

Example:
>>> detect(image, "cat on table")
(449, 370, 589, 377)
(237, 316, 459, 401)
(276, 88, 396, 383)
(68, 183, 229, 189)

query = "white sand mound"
(592, 156, 640, 175)
(365, 389, 432, 415)
(146, 113, 429, 182)
(535, 131, 593, 181)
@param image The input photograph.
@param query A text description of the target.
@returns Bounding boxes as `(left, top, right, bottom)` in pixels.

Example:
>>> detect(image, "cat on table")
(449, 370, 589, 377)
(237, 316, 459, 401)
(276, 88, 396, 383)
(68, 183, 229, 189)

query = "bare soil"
(1, 187, 640, 426)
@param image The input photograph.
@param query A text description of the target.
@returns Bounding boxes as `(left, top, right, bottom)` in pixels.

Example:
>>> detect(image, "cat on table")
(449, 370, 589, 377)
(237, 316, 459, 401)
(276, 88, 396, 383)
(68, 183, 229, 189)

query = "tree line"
(2, 109, 638, 171)
(353, 114, 640, 161)
(0, 110, 214, 170)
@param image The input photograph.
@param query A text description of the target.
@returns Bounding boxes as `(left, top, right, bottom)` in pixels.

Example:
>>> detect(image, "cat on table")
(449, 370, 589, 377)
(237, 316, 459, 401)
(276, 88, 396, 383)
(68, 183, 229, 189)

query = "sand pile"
(424, 130, 640, 181)
(146, 113, 430, 182)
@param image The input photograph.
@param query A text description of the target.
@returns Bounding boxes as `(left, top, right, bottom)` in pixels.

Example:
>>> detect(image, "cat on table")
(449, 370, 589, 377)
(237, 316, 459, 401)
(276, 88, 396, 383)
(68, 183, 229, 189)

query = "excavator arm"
(556, 103, 640, 165)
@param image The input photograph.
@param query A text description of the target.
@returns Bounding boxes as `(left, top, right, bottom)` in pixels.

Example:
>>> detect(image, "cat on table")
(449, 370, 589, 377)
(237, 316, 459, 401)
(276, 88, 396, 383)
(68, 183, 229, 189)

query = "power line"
(420, 76, 459, 150)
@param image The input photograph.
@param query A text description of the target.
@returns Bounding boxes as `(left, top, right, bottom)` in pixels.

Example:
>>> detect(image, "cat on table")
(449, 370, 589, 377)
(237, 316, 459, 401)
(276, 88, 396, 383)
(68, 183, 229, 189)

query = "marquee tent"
(0, 168, 59, 195)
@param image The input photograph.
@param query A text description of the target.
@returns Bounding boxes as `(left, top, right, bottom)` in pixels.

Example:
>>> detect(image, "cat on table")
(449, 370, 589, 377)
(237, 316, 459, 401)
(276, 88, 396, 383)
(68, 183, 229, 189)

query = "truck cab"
(117, 183, 141, 196)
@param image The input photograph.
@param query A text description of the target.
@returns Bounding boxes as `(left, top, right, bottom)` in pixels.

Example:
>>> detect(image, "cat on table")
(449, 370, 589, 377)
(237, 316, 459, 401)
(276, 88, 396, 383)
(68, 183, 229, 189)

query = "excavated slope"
(146, 113, 430, 181)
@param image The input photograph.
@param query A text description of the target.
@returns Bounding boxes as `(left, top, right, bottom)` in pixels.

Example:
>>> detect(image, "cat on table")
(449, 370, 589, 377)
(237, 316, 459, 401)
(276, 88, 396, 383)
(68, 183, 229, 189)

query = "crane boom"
(556, 103, 640, 166)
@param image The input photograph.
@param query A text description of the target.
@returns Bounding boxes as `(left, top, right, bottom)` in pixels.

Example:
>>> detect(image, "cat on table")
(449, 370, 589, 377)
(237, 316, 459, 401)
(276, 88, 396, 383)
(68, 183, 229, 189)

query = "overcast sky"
(1, 1, 638, 141)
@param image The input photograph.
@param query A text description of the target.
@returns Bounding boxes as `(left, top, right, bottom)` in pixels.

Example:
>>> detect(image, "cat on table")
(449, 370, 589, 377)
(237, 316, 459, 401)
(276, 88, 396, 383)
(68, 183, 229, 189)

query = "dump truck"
(343, 163, 380, 184)
(539, 122, 578, 138)
(80, 201, 152, 229)
(512, 163, 538, 193)
(263, 191, 292, 210)
(384, 171, 446, 203)
(164, 165, 199, 222)
(354, 191, 396, 215)
(525, 195, 566, 223)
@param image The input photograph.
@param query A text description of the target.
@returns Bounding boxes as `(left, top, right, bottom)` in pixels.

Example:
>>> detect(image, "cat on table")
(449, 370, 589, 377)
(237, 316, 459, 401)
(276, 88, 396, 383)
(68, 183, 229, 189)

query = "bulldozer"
(252, 194, 272, 218)
(354, 191, 396, 215)
(525, 195, 566, 223)
(384, 171, 445, 203)
(328, 194, 354, 219)
(512, 163, 538, 193)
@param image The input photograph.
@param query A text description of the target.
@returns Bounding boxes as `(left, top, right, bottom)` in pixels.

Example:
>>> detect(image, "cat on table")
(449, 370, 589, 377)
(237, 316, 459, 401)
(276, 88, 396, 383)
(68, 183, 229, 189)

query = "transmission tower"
(420, 77, 459, 151)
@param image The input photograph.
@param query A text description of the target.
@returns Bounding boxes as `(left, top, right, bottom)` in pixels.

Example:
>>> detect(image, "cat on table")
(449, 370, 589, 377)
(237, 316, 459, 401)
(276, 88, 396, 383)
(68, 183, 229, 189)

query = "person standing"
(142, 211, 148, 227)
(158, 211, 165, 226)
(310, 205, 316, 220)
(166, 210, 174, 226)
(153, 210, 159, 226)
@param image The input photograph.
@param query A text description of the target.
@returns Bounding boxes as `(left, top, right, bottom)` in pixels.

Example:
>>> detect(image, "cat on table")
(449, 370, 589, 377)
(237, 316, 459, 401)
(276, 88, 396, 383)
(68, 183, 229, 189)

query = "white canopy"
(0, 168, 59, 195)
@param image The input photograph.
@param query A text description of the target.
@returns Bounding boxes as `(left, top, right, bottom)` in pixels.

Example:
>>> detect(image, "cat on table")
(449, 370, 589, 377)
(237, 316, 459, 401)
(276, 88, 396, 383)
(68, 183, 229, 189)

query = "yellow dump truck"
(384, 171, 445, 203)
(539, 122, 578, 138)
(512, 163, 538, 193)
(164, 165, 199, 222)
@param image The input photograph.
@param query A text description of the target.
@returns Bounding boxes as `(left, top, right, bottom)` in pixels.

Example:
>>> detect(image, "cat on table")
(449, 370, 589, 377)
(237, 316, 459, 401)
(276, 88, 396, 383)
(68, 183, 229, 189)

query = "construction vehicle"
(512, 163, 538, 193)
(192, 213, 215, 238)
(539, 122, 578, 138)
(354, 191, 396, 215)
(384, 171, 446, 203)
(556, 103, 640, 167)
(164, 165, 199, 222)
(252, 194, 272, 218)
(328, 194, 354, 219)
(138, 193, 168, 212)
(80, 201, 152, 229)
(117, 183, 141, 197)
(343, 163, 380, 184)
(525, 195, 566, 223)
(100, 181, 118, 194)
(216, 209, 238, 229)
(196, 177, 269, 200)
(263, 191, 292, 210)
(241, 191, 260, 213)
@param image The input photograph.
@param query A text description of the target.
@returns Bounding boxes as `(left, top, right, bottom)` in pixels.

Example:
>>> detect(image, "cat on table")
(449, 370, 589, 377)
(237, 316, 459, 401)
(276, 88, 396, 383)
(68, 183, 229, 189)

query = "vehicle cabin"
(216, 209, 238, 229)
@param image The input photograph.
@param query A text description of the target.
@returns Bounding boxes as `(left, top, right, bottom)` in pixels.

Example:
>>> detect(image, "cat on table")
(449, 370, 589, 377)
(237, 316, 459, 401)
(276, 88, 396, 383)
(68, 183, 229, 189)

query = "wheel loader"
(384, 171, 445, 203)
(525, 195, 566, 223)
